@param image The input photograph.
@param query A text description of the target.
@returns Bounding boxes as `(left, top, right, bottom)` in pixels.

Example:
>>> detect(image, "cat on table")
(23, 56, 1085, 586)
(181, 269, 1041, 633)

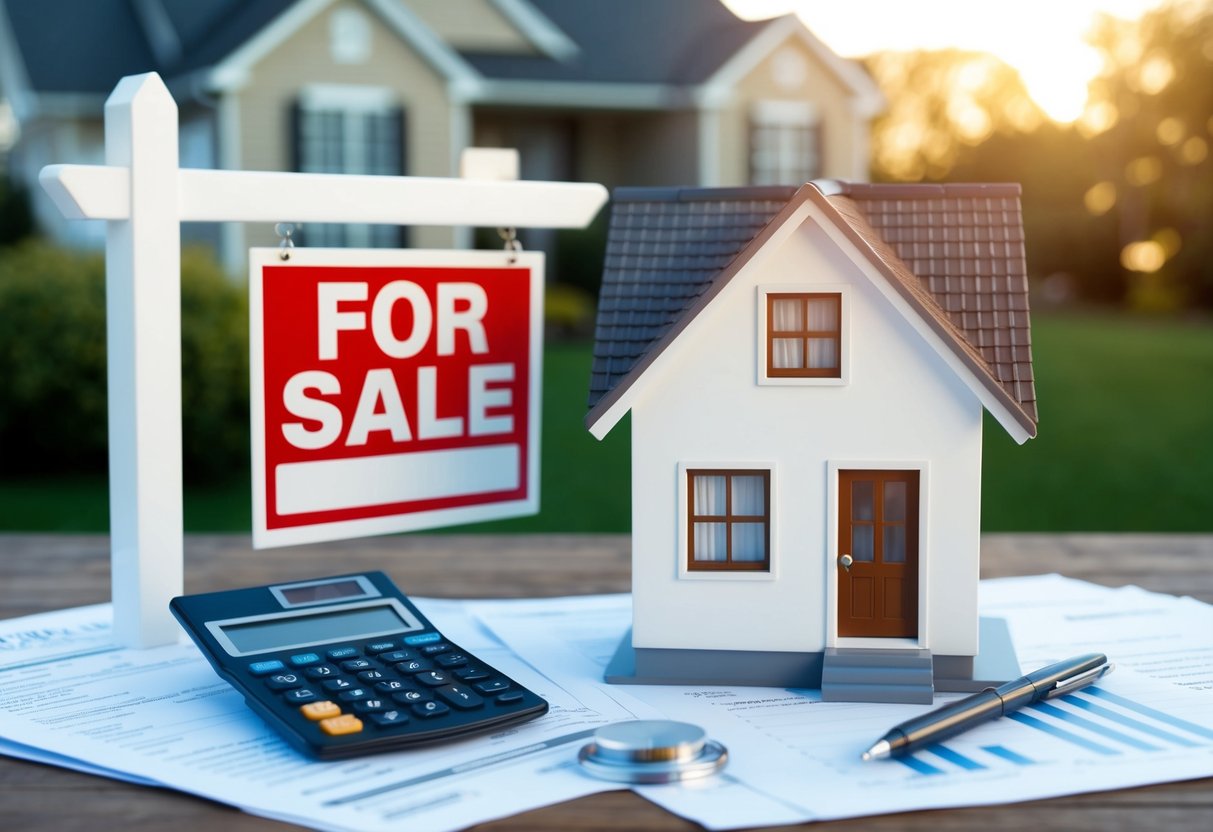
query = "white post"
(38, 73, 608, 650)
(103, 73, 183, 648)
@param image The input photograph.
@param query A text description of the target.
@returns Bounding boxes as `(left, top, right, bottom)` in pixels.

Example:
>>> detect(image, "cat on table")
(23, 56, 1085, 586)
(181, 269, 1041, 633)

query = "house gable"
(587, 182, 1038, 444)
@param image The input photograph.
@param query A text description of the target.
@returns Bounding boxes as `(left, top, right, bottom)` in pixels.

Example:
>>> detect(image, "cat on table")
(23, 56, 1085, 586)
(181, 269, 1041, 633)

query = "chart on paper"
(469, 590, 1213, 826)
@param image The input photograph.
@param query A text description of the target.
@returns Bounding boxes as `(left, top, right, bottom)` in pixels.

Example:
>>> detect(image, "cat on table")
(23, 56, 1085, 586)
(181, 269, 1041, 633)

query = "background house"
(0, 0, 882, 276)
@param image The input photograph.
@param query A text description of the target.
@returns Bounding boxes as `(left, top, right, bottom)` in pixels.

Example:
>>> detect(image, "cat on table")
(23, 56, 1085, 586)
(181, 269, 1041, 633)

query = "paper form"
(0, 600, 640, 832)
(470, 582, 1213, 828)
(980, 574, 1213, 691)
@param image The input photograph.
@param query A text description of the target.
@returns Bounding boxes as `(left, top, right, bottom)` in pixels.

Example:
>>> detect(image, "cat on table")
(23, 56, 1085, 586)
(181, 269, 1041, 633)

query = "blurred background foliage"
(865, 1, 1213, 311)
(0, 241, 249, 484)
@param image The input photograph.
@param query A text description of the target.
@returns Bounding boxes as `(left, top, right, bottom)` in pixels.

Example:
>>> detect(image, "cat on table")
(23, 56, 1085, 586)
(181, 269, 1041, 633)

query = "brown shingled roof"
(587, 182, 1038, 440)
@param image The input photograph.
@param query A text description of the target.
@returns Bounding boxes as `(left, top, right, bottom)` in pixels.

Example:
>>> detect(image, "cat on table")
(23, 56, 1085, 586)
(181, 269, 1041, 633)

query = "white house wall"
(629, 214, 983, 657)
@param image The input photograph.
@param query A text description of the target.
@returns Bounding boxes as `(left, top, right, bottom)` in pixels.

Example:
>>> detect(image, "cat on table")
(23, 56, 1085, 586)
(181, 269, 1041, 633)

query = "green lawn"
(1, 311, 1210, 533)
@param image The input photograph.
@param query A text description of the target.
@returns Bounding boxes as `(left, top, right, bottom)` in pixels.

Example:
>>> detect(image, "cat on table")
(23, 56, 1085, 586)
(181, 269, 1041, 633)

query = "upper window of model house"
(765, 292, 842, 379)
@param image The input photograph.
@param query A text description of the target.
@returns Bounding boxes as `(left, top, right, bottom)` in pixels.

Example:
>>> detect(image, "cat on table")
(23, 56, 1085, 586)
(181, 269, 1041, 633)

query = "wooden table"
(2, 533, 1211, 831)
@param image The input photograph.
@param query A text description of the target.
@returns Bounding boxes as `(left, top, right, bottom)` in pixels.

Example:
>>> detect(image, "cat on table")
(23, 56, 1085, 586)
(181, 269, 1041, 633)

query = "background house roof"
(461, 0, 767, 85)
(1, 0, 293, 95)
(1, 0, 773, 99)
(587, 182, 1037, 435)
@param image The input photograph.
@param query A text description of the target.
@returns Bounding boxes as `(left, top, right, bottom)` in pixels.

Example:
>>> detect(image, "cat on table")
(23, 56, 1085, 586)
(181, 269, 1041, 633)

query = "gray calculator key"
(474, 679, 510, 694)
(284, 688, 320, 704)
(435, 683, 484, 710)
(412, 700, 450, 719)
(265, 672, 303, 691)
(392, 689, 432, 704)
(415, 670, 450, 687)
(368, 709, 408, 727)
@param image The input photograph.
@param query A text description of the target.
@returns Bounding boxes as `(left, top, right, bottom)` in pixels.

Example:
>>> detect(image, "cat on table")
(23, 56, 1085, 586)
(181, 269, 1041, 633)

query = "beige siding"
(716, 33, 869, 186)
(232, 0, 459, 257)
(404, 0, 536, 53)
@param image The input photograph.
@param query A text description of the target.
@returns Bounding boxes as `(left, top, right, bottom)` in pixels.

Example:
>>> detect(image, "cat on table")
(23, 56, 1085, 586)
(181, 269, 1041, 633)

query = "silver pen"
(861, 653, 1114, 760)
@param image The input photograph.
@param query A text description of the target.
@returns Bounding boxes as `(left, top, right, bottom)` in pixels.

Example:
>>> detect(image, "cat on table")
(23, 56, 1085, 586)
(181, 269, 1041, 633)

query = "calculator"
(170, 572, 548, 759)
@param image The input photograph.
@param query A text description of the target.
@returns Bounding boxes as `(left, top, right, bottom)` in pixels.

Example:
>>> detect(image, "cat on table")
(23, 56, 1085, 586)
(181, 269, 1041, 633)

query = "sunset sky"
(723, 0, 1174, 122)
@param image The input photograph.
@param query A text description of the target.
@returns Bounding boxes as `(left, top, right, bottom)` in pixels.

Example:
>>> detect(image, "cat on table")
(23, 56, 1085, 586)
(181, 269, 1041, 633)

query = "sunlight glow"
(723, 0, 1169, 124)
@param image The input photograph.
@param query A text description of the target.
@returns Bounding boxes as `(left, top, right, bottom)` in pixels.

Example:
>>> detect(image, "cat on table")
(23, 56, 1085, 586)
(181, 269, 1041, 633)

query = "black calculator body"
(170, 572, 548, 759)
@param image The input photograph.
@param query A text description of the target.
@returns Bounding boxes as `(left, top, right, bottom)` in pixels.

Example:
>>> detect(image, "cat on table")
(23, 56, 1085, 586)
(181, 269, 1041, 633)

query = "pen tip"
(861, 740, 892, 761)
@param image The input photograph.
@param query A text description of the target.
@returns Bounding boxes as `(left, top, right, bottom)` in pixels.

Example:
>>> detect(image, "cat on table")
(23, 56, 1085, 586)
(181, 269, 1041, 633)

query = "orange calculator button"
(300, 700, 341, 721)
(319, 714, 363, 736)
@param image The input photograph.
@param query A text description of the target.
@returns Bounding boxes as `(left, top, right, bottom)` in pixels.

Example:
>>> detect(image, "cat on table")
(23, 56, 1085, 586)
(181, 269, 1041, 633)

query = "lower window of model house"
(687, 469, 771, 571)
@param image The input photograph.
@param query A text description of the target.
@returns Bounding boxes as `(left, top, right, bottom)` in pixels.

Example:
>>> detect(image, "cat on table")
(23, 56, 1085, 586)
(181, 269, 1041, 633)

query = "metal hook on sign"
(275, 223, 297, 261)
(498, 227, 522, 265)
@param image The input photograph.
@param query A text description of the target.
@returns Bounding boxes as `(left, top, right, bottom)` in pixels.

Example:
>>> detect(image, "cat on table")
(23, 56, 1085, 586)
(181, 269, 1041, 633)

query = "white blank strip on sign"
(275, 445, 521, 515)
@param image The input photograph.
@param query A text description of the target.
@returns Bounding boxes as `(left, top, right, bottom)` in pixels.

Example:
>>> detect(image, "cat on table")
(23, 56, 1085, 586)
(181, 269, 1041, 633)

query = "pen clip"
(1042, 662, 1113, 700)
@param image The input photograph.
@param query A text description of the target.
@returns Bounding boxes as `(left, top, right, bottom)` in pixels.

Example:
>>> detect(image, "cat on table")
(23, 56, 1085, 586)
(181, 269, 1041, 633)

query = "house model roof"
(587, 182, 1038, 441)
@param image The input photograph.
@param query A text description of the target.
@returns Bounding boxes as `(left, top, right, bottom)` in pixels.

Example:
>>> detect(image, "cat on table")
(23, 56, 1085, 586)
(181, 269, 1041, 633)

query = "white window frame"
(757, 284, 850, 386)
(677, 461, 779, 582)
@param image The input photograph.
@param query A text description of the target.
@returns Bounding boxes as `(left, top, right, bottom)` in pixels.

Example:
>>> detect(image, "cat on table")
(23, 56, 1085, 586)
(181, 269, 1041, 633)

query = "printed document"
(470, 577, 1213, 828)
(0, 600, 637, 832)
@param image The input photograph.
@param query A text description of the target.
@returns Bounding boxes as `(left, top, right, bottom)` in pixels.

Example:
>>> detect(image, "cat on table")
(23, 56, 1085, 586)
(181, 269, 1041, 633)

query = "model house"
(0, 0, 881, 273)
(587, 182, 1037, 703)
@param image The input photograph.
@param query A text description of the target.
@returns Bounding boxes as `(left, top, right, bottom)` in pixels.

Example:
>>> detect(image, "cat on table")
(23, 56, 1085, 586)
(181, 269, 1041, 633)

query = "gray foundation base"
(604, 616, 1020, 692)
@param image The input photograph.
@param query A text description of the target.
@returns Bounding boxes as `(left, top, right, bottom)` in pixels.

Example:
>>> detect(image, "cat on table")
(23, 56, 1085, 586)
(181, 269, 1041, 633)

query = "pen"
(860, 653, 1113, 761)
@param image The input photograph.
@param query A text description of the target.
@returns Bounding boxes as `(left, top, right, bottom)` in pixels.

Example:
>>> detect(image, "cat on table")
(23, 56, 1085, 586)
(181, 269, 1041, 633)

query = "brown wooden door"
(837, 470, 919, 638)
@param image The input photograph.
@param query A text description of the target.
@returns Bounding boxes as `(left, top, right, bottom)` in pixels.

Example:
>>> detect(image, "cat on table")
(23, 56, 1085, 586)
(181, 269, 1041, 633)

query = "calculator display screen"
(218, 604, 412, 653)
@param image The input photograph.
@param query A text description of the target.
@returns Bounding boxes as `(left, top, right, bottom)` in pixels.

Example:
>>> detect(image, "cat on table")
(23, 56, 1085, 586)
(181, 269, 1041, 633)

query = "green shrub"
(0, 241, 249, 483)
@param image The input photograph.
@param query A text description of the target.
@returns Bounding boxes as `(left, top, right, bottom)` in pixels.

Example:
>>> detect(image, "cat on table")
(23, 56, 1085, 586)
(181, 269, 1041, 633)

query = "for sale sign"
(249, 248, 543, 548)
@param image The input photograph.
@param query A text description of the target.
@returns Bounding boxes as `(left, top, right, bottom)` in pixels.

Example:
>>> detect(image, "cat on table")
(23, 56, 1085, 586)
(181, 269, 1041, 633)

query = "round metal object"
(578, 720, 728, 784)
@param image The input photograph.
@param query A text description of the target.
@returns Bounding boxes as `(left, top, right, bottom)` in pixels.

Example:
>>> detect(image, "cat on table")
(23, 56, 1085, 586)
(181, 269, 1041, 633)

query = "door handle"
(839, 554, 853, 572)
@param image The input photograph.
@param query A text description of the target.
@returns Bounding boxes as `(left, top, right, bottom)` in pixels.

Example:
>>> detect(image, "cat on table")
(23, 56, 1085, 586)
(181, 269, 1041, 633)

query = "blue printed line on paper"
(1028, 702, 1159, 752)
(897, 755, 945, 776)
(1007, 712, 1119, 756)
(1081, 688, 1213, 741)
(924, 744, 986, 771)
(1062, 694, 1200, 747)
(981, 744, 1034, 766)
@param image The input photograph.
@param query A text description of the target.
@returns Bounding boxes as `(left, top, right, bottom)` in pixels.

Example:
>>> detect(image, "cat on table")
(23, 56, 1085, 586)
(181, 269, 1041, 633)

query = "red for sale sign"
(249, 248, 543, 548)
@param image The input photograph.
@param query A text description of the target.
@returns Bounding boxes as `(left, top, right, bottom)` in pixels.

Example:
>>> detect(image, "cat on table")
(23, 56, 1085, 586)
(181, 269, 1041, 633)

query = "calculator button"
(289, 652, 322, 667)
(496, 691, 525, 705)
(284, 687, 321, 704)
(392, 689, 432, 704)
(357, 670, 387, 683)
(412, 700, 450, 719)
(455, 667, 490, 682)
(374, 680, 407, 693)
(368, 709, 408, 728)
(326, 646, 359, 660)
(415, 670, 451, 687)
(435, 653, 468, 668)
(341, 658, 374, 672)
(404, 632, 442, 646)
(352, 698, 388, 714)
(379, 650, 418, 663)
(364, 641, 397, 655)
(474, 679, 510, 694)
(300, 700, 341, 721)
(318, 714, 363, 736)
(248, 660, 285, 676)
(435, 683, 484, 710)
(337, 687, 371, 702)
(420, 643, 450, 656)
(265, 672, 303, 691)
(304, 664, 339, 680)
(323, 678, 355, 692)
(395, 659, 433, 675)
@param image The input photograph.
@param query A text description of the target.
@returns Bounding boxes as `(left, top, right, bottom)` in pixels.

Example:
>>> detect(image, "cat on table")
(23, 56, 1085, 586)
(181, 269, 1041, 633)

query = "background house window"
(293, 86, 405, 248)
(767, 292, 841, 378)
(687, 469, 770, 571)
(749, 100, 821, 186)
